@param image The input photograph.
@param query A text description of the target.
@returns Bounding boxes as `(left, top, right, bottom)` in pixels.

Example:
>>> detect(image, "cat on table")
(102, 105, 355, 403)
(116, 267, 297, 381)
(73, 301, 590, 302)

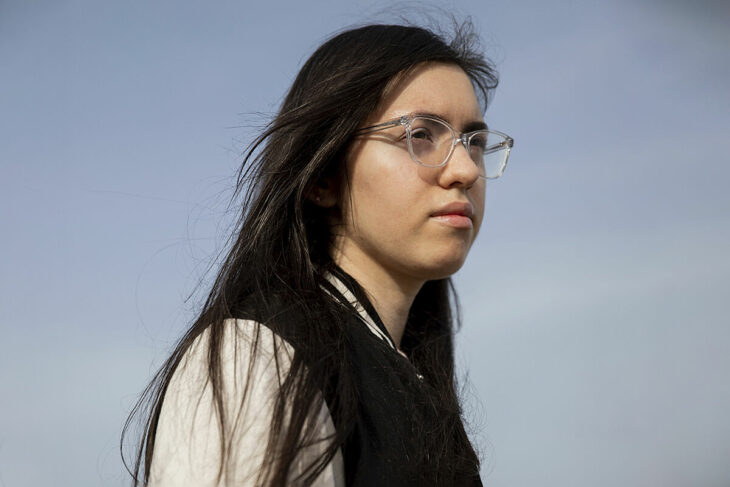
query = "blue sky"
(1, 1, 729, 485)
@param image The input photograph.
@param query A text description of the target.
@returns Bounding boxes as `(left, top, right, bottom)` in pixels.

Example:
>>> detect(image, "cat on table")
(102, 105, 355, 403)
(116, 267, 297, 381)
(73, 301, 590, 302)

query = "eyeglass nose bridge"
(454, 132, 470, 150)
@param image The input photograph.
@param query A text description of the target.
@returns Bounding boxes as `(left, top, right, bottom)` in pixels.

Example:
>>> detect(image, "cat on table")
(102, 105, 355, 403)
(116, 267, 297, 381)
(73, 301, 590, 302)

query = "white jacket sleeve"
(148, 319, 344, 487)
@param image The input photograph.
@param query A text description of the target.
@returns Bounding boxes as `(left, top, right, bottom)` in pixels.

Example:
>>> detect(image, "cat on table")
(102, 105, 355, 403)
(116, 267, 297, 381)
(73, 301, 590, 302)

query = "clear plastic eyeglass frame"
(356, 114, 514, 180)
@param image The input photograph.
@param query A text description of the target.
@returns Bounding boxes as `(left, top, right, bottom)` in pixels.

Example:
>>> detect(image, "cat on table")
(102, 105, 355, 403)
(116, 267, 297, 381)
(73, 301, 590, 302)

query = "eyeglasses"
(356, 114, 513, 179)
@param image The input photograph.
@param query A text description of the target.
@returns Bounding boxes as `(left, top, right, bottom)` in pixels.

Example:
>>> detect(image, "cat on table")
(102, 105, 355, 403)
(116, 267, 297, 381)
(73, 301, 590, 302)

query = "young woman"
(124, 20, 512, 487)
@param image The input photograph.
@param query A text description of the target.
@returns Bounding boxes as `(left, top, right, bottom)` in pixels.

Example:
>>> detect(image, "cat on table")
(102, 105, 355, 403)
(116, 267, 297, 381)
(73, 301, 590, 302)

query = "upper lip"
(431, 201, 474, 219)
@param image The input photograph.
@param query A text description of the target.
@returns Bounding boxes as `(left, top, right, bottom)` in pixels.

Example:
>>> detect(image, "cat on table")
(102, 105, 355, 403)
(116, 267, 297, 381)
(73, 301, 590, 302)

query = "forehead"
(372, 62, 483, 125)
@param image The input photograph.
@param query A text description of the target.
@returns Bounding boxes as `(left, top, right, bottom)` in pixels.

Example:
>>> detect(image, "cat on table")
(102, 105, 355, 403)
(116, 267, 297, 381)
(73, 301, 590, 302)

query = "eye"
(410, 127, 434, 142)
(469, 132, 488, 151)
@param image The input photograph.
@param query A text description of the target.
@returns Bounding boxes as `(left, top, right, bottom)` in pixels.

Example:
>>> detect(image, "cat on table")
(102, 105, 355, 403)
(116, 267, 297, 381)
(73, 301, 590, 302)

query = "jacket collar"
(323, 267, 398, 352)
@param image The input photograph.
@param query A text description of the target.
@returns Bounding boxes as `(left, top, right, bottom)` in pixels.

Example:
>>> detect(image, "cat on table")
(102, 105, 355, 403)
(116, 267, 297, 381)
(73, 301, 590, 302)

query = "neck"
(333, 249, 424, 349)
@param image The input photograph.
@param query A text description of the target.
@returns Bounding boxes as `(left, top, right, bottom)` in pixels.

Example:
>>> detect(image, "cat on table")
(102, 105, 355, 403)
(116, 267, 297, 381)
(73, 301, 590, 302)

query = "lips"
(430, 201, 475, 229)
(430, 201, 474, 220)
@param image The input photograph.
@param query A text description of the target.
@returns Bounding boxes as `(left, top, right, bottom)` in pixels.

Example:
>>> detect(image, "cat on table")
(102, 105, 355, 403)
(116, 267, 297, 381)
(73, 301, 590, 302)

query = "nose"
(438, 140, 480, 189)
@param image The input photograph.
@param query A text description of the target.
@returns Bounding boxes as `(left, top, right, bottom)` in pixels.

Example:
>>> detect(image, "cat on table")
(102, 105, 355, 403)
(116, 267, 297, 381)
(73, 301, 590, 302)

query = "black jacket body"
(236, 267, 483, 486)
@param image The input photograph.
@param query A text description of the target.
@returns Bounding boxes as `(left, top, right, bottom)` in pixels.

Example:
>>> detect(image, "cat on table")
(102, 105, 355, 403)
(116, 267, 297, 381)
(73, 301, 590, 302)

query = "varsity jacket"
(149, 267, 482, 486)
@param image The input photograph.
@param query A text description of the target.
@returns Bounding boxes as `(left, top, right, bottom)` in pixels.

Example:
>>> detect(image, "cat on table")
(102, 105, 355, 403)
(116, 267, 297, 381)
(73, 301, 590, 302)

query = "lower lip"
(431, 214, 473, 229)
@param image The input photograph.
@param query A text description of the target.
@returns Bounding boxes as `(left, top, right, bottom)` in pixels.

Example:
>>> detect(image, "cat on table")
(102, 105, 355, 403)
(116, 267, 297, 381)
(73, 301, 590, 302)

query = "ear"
(306, 176, 338, 208)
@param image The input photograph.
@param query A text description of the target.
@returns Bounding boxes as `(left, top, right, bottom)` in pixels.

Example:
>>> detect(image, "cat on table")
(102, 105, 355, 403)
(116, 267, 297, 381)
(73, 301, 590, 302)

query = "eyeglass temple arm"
(355, 116, 408, 135)
(482, 135, 514, 155)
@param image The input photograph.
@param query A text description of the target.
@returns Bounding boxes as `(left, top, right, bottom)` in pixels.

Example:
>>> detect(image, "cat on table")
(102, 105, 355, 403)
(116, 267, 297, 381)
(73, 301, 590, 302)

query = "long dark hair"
(123, 19, 498, 486)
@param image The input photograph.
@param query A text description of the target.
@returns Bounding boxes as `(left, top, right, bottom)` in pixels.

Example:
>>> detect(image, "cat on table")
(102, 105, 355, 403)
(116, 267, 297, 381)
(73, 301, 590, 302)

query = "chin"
(415, 253, 469, 281)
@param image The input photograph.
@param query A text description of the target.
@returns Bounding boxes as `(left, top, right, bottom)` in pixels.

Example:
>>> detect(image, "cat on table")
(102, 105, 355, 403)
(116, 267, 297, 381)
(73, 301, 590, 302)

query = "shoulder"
(161, 319, 294, 411)
(149, 321, 285, 485)
(181, 318, 295, 376)
(158, 317, 303, 427)
(149, 319, 343, 486)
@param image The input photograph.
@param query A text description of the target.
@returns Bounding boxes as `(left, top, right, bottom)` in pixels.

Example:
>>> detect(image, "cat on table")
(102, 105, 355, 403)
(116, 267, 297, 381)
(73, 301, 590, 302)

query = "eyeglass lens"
(407, 117, 507, 178)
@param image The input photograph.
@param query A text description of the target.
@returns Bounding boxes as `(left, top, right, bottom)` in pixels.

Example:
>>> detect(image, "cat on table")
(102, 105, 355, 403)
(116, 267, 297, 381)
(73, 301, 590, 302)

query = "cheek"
(348, 147, 423, 225)
(350, 171, 420, 236)
(470, 184, 487, 239)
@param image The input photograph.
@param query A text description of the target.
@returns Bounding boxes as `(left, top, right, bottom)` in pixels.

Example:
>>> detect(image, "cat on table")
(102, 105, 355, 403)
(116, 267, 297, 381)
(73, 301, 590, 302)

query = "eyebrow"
(412, 111, 488, 132)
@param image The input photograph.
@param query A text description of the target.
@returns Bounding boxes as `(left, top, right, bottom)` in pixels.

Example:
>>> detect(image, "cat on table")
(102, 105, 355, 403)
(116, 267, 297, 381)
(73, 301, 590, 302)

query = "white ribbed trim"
(323, 272, 397, 351)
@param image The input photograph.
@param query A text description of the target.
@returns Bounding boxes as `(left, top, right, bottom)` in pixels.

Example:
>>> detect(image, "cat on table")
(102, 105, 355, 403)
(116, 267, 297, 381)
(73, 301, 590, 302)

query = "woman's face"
(333, 62, 486, 285)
